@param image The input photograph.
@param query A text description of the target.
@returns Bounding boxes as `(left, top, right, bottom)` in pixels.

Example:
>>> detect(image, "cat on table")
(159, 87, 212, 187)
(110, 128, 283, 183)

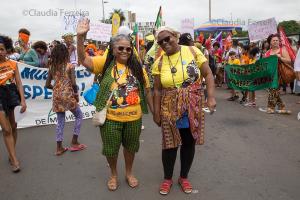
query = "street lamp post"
(102, 0, 108, 22)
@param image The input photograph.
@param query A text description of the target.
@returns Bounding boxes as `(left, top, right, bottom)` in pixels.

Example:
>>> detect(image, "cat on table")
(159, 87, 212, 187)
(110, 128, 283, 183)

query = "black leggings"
(162, 128, 196, 179)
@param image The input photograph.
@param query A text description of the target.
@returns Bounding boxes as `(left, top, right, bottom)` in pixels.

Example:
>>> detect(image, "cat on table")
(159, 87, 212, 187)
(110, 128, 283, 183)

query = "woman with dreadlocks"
(45, 44, 86, 156)
(77, 18, 154, 191)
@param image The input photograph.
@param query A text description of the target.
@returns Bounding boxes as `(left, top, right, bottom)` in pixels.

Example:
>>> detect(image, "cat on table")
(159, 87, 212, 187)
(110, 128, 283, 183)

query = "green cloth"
(225, 55, 279, 91)
(100, 118, 142, 157)
(93, 61, 148, 114)
(19, 49, 39, 67)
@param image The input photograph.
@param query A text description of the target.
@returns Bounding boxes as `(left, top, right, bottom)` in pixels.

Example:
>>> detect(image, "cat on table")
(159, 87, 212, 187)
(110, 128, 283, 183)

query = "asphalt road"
(1, 88, 300, 200)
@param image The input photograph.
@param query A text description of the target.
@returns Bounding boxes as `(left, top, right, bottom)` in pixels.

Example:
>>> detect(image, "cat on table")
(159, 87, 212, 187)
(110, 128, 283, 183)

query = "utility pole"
(101, 0, 108, 22)
(209, 0, 211, 22)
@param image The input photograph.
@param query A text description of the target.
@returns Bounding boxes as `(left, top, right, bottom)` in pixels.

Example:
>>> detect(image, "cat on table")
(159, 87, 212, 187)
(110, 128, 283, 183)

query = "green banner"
(224, 55, 279, 91)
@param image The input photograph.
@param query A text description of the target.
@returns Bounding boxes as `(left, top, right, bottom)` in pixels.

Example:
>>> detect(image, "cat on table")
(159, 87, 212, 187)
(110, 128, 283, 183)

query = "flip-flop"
(11, 164, 21, 173)
(126, 176, 139, 188)
(69, 144, 87, 152)
(276, 109, 292, 114)
(107, 176, 118, 191)
(55, 147, 68, 156)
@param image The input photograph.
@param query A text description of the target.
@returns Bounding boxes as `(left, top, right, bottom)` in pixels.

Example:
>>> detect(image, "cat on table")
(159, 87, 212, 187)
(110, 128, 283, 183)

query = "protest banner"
(87, 22, 112, 42)
(225, 55, 279, 91)
(248, 18, 277, 42)
(17, 62, 95, 128)
(180, 18, 194, 38)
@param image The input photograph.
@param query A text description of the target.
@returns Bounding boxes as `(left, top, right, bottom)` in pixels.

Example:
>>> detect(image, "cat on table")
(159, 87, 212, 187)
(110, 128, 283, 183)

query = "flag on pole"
(111, 13, 121, 36)
(224, 33, 232, 50)
(133, 23, 139, 53)
(232, 28, 237, 36)
(205, 34, 212, 50)
(213, 32, 223, 48)
(279, 26, 296, 62)
(154, 6, 162, 30)
(198, 32, 204, 44)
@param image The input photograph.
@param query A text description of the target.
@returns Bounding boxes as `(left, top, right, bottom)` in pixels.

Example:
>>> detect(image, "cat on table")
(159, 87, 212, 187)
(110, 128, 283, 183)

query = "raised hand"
(76, 18, 90, 36)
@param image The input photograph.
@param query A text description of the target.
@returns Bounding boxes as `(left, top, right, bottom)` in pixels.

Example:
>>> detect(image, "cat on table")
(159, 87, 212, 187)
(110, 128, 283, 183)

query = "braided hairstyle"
(49, 43, 69, 75)
(102, 34, 145, 85)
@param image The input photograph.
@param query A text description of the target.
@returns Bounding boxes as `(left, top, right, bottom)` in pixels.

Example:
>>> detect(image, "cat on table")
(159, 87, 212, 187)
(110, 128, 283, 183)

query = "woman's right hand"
(153, 112, 161, 127)
(76, 18, 90, 36)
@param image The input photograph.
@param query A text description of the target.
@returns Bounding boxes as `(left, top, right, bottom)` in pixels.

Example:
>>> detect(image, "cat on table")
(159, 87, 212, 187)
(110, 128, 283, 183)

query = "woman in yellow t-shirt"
(152, 27, 216, 195)
(0, 35, 27, 173)
(76, 19, 153, 191)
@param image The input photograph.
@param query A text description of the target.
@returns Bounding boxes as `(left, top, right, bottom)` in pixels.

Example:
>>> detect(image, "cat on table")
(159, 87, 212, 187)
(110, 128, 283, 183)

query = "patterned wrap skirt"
(160, 81, 205, 149)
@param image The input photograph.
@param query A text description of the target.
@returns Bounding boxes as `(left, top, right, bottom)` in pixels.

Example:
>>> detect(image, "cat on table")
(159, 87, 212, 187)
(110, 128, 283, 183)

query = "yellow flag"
(111, 13, 120, 36)
(232, 28, 237, 36)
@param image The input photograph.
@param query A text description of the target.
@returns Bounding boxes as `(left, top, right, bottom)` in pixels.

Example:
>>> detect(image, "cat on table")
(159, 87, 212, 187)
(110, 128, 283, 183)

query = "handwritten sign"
(180, 18, 194, 38)
(248, 18, 277, 42)
(87, 22, 112, 42)
(62, 15, 81, 34)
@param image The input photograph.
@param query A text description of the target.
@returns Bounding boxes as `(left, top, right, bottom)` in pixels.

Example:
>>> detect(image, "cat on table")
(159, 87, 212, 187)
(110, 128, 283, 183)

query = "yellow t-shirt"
(92, 55, 150, 122)
(152, 45, 207, 88)
(228, 58, 241, 65)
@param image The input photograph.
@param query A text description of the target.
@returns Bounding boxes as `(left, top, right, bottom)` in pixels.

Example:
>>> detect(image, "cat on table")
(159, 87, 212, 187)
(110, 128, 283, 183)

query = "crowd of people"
(0, 17, 299, 196)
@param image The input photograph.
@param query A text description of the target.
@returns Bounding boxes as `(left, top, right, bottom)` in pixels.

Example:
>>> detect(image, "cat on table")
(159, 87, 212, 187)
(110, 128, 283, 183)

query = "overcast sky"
(1, 0, 299, 41)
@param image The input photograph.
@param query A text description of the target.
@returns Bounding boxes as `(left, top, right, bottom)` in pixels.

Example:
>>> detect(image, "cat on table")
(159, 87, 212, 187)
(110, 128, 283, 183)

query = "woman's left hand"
(207, 97, 216, 114)
(20, 101, 27, 113)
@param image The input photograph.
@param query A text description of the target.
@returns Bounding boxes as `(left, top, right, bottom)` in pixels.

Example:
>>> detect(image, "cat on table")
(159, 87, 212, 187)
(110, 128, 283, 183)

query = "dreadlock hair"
(102, 34, 145, 85)
(0, 35, 14, 52)
(49, 43, 69, 75)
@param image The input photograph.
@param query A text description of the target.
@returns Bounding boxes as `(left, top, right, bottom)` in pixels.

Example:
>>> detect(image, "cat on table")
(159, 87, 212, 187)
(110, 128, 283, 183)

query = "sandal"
(178, 177, 193, 194)
(69, 144, 87, 152)
(276, 109, 291, 114)
(159, 179, 173, 195)
(266, 108, 275, 114)
(107, 176, 118, 191)
(11, 162, 21, 173)
(55, 147, 68, 156)
(126, 175, 139, 188)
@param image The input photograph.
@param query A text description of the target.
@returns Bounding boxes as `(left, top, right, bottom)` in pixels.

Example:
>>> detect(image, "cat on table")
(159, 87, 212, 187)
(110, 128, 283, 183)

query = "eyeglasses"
(157, 36, 171, 46)
(117, 46, 132, 53)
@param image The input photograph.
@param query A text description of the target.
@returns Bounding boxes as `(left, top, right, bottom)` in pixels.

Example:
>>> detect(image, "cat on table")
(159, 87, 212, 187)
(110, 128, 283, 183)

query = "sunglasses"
(157, 36, 171, 46)
(117, 46, 132, 53)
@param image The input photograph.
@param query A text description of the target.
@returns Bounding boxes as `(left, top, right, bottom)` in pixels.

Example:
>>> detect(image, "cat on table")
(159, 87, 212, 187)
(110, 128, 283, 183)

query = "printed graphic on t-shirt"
(182, 60, 200, 87)
(110, 74, 140, 109)
(0, 64, 15, 84)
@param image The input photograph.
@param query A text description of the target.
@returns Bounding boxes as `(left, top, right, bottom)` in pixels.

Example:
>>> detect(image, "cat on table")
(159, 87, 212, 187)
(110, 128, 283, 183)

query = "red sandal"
(178, 177, 193, 194)
(159, 179, 173, 195)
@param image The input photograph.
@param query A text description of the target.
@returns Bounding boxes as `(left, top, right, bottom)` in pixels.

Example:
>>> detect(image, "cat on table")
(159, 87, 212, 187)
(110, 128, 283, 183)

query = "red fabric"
(212, 48, 223, 63)
(205, 35, 212, 50)
(224, 33, 232, 51)
(198, 32, 204, 44)
(279, 27, 296, 62)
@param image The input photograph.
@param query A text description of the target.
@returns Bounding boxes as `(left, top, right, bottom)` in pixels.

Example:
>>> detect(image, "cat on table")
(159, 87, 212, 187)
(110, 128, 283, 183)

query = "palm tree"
(108, 9, 126, 24)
